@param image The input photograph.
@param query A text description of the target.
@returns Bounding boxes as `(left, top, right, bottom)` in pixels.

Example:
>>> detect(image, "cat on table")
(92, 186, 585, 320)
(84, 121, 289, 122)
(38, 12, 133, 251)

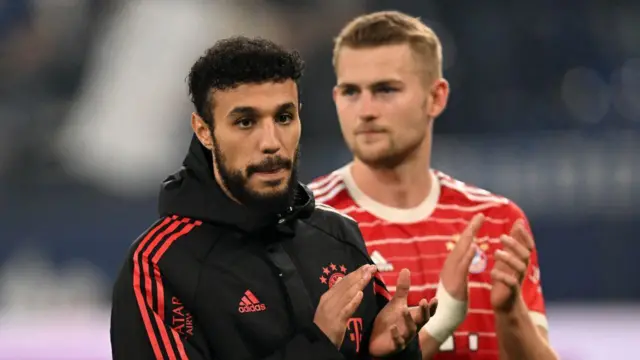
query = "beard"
(212, 137, 299, 214)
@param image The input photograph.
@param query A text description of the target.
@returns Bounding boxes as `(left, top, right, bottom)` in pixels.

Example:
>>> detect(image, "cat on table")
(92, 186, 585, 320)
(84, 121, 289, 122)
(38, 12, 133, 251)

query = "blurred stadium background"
(1, 0, 639, 359)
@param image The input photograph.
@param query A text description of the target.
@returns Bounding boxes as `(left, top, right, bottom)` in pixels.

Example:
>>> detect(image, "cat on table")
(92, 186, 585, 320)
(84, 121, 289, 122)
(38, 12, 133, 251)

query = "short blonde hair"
(333, 11, 443, 80)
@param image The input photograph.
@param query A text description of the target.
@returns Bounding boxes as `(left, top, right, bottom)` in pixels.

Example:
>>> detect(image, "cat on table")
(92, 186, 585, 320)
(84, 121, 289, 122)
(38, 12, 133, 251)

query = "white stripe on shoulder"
(308, 172, 340, 190)
(312, 176, 344, 199)
(315, 203, 356, 222)
(439, 177, 509, 204)
(315, 183, 346, 204)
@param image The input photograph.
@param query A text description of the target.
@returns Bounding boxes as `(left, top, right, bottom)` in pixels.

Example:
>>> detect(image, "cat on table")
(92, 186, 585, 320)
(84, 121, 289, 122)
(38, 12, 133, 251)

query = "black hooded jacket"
(110, 136, 421, 360)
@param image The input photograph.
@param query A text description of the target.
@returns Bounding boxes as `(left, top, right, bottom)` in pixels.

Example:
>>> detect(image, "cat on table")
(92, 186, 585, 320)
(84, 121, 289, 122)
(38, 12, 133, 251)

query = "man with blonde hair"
(310, 11, 558, 359)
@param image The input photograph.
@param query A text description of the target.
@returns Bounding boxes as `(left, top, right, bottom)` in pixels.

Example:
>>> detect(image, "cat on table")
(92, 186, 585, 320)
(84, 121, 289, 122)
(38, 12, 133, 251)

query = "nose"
(355, 91, 378, 122)
(258, 120, 281, 155)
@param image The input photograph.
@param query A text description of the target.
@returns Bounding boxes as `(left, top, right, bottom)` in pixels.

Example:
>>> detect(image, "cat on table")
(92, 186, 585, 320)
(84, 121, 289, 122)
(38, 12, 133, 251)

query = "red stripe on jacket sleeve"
(132, 216, 200, 360)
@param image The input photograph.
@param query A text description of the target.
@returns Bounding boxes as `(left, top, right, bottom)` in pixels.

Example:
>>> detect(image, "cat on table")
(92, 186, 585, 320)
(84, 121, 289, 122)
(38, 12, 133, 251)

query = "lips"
(255, 163, 287, 172)
(355, 126, 386, 135)
(356, 129, 386, 135)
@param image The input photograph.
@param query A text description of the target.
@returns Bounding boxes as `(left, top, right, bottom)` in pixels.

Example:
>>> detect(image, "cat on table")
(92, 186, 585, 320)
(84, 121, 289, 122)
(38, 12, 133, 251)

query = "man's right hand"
(313, 264, 377, 348)
(440, 213, 485, 301)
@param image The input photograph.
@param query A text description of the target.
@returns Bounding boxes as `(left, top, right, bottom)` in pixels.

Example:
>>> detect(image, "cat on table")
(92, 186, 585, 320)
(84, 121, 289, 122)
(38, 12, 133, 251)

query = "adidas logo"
(238, 290, 266, 313)
(370, 251, 394, 272)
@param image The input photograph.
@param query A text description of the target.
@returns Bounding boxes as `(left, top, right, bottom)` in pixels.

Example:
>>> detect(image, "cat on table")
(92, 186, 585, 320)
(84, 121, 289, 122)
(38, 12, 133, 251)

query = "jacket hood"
(158, 135, 314, 233)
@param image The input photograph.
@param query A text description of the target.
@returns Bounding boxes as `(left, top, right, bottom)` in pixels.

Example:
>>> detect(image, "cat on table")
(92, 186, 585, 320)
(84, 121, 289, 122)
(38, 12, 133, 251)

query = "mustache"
(246, 155, 292, 176)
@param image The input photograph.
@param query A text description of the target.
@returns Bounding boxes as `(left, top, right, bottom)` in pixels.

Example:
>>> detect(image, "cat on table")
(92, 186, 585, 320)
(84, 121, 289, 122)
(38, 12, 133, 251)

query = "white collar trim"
(339, 164, 440, 224)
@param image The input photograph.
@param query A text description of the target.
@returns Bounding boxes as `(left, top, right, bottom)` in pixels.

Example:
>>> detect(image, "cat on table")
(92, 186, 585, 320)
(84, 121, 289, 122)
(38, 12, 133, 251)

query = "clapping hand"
(313, 264, 378, 348)
(490, 219, 534, 312)
(368, 269, 420, 356)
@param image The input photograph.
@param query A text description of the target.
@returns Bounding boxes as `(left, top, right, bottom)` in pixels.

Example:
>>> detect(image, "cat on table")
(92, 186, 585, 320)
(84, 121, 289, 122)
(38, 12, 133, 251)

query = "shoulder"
(308, 166, 351, 205)
(435, 170, 528, 221)
(311, 202, 357, 224)
(126, 215, 207, 267)
(303, 203, 369, 258)
(113, 215, 206, 303)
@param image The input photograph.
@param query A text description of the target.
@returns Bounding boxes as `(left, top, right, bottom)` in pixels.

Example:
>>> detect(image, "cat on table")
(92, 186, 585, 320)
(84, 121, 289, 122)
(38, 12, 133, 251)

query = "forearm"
(417, 330, 443, 360)
(495, 297, 557, 360)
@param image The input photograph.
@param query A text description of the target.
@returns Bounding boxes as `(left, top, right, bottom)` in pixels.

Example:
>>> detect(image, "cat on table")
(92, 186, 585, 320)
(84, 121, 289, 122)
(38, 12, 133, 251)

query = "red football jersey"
(309, 164, 547, 360)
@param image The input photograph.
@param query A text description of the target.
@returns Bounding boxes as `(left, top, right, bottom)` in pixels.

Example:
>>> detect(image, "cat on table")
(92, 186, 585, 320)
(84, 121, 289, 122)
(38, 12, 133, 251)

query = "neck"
(350, 143, 432, 209)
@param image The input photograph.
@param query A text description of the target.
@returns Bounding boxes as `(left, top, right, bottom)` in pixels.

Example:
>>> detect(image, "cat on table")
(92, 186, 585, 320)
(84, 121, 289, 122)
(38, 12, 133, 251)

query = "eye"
(235, 118, 255, 129)
(276, 113, 294, 124)
(374, 85, 398, 94)
(341, 87, 359, 97)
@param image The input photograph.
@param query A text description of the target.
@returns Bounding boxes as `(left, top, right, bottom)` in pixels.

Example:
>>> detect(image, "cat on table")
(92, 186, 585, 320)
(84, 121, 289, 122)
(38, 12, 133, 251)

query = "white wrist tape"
(421, 281, 467, 342)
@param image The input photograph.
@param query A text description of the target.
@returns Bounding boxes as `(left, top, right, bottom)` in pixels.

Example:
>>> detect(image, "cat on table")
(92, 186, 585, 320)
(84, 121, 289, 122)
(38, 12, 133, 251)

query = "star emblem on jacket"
(319, 263, 347, 288)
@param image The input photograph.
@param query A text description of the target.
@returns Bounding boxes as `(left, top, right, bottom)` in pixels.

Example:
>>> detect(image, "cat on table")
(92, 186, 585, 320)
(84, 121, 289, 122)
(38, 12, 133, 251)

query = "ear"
(191, 112, 213, 150)
(427, 78, 450, 119)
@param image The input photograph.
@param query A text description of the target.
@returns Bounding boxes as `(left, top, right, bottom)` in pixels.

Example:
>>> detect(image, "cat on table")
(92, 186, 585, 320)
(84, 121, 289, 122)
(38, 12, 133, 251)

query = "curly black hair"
(187, 36, 305, 127)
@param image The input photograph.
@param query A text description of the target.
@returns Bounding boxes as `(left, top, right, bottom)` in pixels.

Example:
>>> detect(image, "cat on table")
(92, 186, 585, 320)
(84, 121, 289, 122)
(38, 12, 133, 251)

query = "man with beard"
(109, 36, 475, 360)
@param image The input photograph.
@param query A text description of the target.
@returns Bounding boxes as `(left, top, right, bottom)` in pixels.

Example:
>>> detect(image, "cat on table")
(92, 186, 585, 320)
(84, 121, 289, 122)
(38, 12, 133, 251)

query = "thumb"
(392, 268, 411, 301)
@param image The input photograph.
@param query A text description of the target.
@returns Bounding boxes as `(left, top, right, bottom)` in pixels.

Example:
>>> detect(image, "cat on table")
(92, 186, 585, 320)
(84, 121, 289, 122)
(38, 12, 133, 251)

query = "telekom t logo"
(347, 317, 363, 353)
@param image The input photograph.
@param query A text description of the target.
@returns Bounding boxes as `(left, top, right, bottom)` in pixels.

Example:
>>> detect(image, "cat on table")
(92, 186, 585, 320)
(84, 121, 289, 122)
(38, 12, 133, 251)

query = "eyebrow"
(227, 102, 297, 118)
(275, 102, 297, 114)
(228, 106, 259, 118)
(336, 79, 403, 89)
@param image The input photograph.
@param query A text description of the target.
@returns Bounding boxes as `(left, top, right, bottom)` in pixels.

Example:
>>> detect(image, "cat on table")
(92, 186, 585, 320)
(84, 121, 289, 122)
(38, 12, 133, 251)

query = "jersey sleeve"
(110, 255, 212, 360)
(503, 202, 548, 330)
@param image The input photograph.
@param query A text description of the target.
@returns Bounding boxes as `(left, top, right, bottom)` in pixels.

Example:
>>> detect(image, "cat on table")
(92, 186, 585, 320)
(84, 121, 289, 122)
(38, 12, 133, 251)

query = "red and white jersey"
(309, 164, 547, 360)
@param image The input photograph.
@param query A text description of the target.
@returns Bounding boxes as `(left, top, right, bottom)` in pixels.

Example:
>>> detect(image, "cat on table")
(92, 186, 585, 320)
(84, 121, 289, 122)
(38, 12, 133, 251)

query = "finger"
(500, 235, 530, 262)
(428, 298, 438, 317)
(327, 265, 374, 307)
(494, 250, 527, 275)
(402, 306, 418, 335)
(339, 265, 375, 304)
(460, 242, 478, 270)
(511, 220, 535, 251)
(331, 264, 375, 293)
(339, 290, 364, 320)
(391, 268, 411, 301)
(491, 269, 519, 288)
(409, 300, 430, 328)
(455, 214, 485, 254)
(348, 264, 377, 284)
(419, 298, 430, 325)
(390, 325, 406, 349)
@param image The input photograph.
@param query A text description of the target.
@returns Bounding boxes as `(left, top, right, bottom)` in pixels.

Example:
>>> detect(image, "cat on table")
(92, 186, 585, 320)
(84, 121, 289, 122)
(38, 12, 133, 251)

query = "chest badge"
(320, 263, 347, 288)
(468, 248, 488, 274)
(448, 234, 489, 274)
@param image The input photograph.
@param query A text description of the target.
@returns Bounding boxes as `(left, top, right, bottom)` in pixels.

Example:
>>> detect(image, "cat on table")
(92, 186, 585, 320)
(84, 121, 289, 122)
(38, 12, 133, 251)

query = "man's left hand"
(490, 219, 534, 312)
(369, 269, 430, 356)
